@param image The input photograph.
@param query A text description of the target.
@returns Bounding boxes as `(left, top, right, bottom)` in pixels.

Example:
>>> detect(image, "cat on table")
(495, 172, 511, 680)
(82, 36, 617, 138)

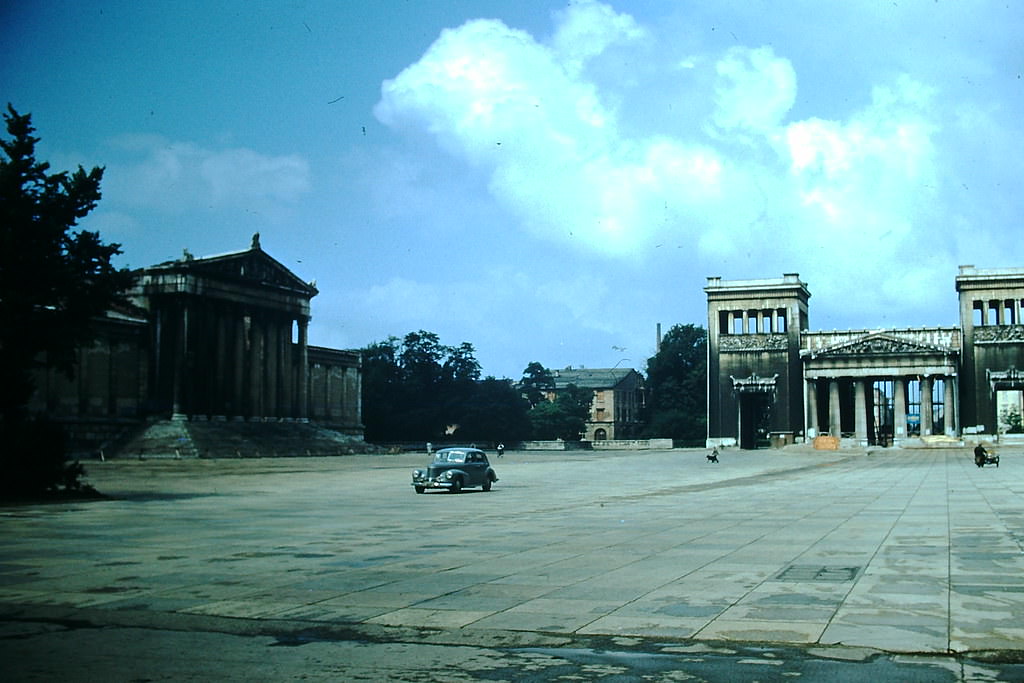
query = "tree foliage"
(0, 105, 132, 495)
(642, 324, 707, 443)
(519, 361, 554, 408)
(519, 362, 591, 441)
(360, 331, 529, 443)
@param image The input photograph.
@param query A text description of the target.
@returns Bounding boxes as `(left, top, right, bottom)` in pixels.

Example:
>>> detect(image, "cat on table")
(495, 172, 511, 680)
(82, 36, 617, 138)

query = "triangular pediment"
(192, 249, 316, 295)
(145, 240, 318, 298)
(815, 332, 951, 357)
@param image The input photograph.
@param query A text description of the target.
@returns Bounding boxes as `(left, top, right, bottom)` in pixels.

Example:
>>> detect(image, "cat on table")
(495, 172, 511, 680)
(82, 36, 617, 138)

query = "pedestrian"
(974, 442, 988, 467)
(426, 441, 433, 455)
(497, 443, 505, 458)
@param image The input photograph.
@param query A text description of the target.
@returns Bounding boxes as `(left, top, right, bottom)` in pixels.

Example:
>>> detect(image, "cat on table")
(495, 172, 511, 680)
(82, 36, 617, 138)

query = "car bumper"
(412, 480, 453, 489)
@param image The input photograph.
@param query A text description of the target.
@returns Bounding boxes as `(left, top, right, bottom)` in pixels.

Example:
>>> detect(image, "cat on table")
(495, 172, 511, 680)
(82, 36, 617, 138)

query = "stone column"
(921, 376, 934, 436)
(894, 378, 907, 443)
(297, 316, 309, 422)
(944, 377, 956, 436)
(829, 379, 841, 437)
(232, 312, 245, 420)
(281, 319, 293, 420)
(854, 380, 868, 445)
(249, 317, 264, 419)
(806, 379, 819, 438)
(214, 304, 228, 419)
(171, 300, 188, 420)
(742, 310, 749, 334)
(266, 318, 279, 420)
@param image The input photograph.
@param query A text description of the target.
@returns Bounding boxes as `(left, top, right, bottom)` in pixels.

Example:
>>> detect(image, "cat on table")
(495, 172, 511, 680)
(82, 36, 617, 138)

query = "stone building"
(546, 368, 645, 441)
(706, 266, 1024, 449)
(29, 236, 363, 444)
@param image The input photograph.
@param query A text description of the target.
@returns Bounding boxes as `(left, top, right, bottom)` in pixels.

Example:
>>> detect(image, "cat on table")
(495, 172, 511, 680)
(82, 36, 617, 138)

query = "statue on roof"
(251, 232, 261, 250)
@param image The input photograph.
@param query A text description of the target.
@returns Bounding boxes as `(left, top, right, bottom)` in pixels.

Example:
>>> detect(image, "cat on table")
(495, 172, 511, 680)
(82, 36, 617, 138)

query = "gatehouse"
(706, 267, 1024, 448)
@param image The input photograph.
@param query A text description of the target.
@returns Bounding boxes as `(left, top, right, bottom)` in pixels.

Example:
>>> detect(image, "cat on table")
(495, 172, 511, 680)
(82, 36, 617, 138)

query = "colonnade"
(721, 307, 788, 334)
(159, 297, 309, 421)
(806, 375, 958, 445)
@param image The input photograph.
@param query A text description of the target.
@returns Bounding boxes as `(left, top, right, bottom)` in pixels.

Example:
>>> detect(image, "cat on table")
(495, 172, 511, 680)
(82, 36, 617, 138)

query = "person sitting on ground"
(974, 442, 988, 467)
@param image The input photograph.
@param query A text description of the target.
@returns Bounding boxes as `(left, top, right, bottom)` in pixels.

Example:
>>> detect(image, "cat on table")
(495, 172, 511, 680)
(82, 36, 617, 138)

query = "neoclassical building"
(29, 235, 363, 439)
(706, 267, 1024, 449)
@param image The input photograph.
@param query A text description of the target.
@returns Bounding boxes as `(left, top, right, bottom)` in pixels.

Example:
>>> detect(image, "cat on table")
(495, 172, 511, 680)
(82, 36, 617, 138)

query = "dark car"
(412, 447, 498, 494)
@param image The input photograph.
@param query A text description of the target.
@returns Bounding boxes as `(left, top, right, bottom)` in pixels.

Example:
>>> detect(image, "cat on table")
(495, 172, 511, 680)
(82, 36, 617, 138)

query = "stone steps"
(113, 419, 380, 459)
(116, 420, 198, 459)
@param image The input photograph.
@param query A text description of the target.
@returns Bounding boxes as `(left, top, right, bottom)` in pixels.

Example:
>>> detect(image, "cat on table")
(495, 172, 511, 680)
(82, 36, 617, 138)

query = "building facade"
(29, 236, 363, 438)
(547, 368, 645, 441)
(706, 267, 1024, 449)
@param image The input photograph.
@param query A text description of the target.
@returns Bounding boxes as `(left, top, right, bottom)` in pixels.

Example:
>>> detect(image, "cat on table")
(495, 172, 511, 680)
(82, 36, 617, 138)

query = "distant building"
(705, 267, 1024, 448)
(546, 367, 645, 441)
(29, 236, 363, 447)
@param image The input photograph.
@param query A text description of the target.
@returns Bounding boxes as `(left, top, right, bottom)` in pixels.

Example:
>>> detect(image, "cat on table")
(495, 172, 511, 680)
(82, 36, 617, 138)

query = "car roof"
(436, 447, 485, 454)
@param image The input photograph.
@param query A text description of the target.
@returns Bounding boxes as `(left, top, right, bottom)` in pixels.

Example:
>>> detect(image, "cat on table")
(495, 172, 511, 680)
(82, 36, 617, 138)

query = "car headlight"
(443, 471, 453, 480)
(413, 469, 423, 477)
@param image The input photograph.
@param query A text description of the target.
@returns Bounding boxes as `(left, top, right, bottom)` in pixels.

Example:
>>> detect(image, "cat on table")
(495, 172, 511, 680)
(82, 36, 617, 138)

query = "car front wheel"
(450, 478, 462, 494)
(414, 485, 425, 494)
(482, 478, 491, 492)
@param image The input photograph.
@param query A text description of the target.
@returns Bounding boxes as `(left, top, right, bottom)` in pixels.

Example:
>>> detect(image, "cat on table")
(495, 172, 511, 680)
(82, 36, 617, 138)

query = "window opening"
(871, 380, 894, 445)
(997, 390, 1024, 434)
(906, 380, 921, 436)
(932, 378, 945, 434)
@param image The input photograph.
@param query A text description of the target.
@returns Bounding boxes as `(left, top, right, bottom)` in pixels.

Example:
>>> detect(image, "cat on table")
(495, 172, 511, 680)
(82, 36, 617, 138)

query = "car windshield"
(436, 451, 466, 463)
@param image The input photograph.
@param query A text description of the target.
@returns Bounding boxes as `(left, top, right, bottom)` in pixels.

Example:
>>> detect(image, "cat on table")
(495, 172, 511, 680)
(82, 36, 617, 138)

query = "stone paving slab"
(1, 446, 1023, 657)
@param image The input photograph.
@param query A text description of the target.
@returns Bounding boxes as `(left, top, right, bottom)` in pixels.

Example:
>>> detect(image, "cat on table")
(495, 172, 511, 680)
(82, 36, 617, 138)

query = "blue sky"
(3, 1, 1022, 379)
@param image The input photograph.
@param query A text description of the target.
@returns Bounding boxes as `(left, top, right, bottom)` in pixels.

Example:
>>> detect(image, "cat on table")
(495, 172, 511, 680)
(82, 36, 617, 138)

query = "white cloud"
(102, 135, 311, 214)
(374, 2, 960, 329)
(711, 46, 796, 135)
(549, 0, 648, 77)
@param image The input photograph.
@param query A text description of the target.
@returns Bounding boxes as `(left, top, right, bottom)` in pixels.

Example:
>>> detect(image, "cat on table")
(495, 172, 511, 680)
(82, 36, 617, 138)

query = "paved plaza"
(2, 446, 1023, 680)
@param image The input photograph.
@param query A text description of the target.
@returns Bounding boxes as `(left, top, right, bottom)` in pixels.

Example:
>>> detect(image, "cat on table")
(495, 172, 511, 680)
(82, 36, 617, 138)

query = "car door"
(465, 452, 484, 486)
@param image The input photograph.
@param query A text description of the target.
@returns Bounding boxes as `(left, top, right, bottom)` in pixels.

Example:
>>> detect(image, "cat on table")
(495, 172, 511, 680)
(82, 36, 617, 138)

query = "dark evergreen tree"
(0, 105, 133, 495)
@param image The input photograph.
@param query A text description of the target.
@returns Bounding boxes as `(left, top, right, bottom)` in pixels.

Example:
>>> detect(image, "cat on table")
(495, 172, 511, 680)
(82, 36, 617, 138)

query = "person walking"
(497, 443, 505, 458)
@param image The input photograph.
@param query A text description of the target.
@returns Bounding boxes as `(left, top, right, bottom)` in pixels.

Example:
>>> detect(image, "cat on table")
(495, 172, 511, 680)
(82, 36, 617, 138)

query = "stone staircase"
(116, 420, 199, 459)
(114, 419, 380, 459)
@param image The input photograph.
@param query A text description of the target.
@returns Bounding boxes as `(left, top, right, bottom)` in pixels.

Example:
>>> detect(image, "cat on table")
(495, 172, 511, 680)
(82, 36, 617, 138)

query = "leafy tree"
(0, 105, 132, 495)
(526, 386, 590, 441)
(521, 361, 591, 440)
(1000, 406, 1023, 434)
(443, 341, 481, 384)
(359, 331, 528, 443)
(447, 377, 530, 443)
(520, 361, 554, 407)
(642, 324, 707, 443)
(359, 337, 402, 442)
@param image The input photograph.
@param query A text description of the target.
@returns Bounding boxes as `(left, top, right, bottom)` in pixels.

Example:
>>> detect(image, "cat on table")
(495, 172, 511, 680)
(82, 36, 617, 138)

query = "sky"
(3, 1, 1022, 380)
